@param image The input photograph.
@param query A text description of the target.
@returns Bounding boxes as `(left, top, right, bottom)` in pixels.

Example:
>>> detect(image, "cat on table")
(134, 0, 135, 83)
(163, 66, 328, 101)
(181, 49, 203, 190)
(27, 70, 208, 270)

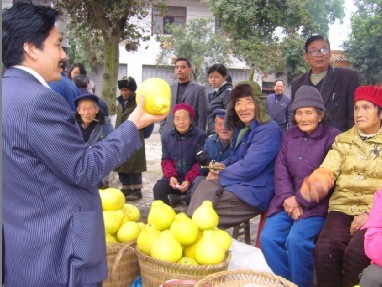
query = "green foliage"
(52, 0, 166, 114)
(208, 0, 345, 82)
(156, 18, 231, 83)
(344, 0, 382, 85)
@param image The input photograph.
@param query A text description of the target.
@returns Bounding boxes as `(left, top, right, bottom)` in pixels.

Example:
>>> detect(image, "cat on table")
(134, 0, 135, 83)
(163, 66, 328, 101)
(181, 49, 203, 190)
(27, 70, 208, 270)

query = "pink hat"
(354, 86, 382, 108)
(172, 103, 195, 119)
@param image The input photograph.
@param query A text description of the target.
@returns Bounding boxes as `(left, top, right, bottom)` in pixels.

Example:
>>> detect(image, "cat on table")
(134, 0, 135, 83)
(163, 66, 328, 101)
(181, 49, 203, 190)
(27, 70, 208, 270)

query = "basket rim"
(132, 241, 231, 271)
(193, 268, 298, 287)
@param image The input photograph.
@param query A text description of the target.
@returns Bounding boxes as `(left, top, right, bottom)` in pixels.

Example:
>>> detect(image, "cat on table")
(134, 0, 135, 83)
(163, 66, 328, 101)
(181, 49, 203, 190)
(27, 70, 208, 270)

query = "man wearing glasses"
(291, 35, 360, 132)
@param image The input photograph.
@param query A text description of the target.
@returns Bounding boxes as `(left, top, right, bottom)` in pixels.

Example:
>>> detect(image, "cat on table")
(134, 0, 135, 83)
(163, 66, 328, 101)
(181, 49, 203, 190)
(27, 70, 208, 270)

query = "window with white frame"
(152, 6, 186, 35)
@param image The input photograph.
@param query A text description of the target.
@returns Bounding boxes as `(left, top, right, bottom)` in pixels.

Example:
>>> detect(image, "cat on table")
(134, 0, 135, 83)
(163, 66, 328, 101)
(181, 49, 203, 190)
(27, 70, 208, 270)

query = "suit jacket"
(2, 68, 142, 287)
(160, 80, 208, 136)
(291, 65, 360, 132)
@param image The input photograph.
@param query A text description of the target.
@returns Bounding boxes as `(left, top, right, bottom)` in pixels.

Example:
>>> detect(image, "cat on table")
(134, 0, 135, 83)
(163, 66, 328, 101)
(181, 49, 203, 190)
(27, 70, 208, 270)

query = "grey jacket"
(160, 80, 208, 136)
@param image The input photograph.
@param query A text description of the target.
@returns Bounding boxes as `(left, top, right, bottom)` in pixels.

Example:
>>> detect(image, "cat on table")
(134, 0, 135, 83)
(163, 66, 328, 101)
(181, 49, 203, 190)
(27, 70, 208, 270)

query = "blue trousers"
(260, 211, 325, 287)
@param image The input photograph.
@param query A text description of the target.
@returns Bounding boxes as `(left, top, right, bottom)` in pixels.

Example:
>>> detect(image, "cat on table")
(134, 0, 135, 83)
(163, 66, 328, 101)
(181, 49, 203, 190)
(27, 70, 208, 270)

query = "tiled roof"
(331, 50, 349, 62)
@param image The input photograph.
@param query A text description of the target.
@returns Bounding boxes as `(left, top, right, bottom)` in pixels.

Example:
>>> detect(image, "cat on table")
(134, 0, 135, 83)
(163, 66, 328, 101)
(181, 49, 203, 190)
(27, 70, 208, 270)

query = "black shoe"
(125, 189, 142, 201)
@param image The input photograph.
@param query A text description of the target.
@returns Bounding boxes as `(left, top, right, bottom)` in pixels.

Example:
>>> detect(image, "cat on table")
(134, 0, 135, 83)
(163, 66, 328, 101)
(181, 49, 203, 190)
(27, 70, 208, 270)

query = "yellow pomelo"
(213, 229, 232, 252)
(136, 78, 171, 115)
(99, 188, 125, 211)
(177, 257, 199, 265)
(147, 200, 176, 231)
(137, 222, 146, 231)
(137, 223, 161, 255)
(183, 232, 202, 259)
(103, 209, 125, 234)
(105, 232, 117, 244)
(192, 200, 219, 230)
(170, 213, 199, 246)
(195, 230, 225, 264)
(124, 203, 140, 222)
(150, 230, 183, 263)
(117, 221, 141, 243)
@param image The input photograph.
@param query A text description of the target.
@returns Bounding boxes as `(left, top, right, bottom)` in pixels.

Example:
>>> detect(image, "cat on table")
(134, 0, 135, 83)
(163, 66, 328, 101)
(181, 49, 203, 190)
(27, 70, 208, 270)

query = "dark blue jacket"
(219, 119, 282, 211)
(49, 73, 80, 111)
(161, 126, 207, 183)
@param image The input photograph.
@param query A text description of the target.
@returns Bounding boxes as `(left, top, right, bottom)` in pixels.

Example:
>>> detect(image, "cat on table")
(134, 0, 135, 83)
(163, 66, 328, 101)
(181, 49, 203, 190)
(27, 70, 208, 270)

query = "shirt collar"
(13, 65, 51, 89)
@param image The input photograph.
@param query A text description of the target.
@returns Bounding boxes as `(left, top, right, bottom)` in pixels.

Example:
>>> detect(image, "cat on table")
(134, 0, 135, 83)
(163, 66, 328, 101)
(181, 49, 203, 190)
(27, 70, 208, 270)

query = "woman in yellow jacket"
(300, 85, 382, 287)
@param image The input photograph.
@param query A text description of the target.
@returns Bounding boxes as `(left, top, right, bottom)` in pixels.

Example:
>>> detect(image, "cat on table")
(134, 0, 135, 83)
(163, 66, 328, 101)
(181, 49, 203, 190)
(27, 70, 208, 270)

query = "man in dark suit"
(2, 3, 165, 286)
(159, 57, 208, 136)
(291, 35, 360, 132)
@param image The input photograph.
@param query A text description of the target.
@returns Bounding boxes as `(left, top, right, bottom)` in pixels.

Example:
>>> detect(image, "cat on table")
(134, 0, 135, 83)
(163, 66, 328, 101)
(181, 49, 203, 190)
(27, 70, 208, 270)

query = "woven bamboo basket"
(103, 242, 140, 287)
(193, 269, 298, 287)
(132, 242, 231, 287)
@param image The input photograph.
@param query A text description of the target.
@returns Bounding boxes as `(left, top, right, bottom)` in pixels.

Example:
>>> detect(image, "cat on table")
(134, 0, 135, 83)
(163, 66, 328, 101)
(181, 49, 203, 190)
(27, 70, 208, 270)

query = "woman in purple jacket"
(260, 86, 341, 287)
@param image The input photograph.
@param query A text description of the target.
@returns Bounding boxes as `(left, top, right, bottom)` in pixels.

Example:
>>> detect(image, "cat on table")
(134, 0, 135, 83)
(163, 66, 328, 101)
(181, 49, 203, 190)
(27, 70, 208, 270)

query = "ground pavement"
(109, 131, 262, 246)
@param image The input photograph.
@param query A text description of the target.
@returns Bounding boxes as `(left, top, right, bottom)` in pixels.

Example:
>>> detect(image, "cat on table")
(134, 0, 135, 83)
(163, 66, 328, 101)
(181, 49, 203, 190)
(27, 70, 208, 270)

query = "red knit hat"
(172, 103, 195, 119)
(354, 86, 382, 108)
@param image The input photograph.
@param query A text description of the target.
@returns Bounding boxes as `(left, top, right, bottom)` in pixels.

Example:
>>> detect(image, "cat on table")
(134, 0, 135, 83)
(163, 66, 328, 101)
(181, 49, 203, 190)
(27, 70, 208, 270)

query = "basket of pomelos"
(99, 188, 146, 287)
(134, 200, 232, 287)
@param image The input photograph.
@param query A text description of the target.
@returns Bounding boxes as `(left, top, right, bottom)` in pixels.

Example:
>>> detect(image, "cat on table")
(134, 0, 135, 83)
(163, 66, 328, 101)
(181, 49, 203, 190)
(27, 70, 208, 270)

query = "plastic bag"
(228, 239, 273, 273)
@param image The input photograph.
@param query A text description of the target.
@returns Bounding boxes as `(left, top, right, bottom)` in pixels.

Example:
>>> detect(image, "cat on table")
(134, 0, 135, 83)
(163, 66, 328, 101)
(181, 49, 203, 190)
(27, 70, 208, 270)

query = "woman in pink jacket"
(359, 189, 382, 287)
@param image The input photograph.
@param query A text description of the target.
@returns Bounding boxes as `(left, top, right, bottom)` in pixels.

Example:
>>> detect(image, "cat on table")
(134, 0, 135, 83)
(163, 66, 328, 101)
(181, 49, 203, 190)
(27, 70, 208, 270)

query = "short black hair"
(207, 64, 228, 77)
(72, 74, 89, 88)
(67, 62, 87, 79)
(304, 35, 331, 52)
(2, 3, 59, 68)
(275, 79, 284, 85)
(175, 57, 192, 68)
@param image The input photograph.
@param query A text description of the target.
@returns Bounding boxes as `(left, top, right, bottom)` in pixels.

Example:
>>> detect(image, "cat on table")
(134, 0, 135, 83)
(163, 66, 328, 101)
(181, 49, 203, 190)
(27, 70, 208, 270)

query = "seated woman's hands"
(283, 196, 303, 221)
(169, 177, 189, 193)
(350, 213, 369, 236)
(300, 168, 335, 203)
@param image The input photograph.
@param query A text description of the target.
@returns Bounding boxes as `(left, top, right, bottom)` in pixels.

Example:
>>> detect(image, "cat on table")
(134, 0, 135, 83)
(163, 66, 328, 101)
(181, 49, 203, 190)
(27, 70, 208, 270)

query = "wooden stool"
(231, 212, 267, 247)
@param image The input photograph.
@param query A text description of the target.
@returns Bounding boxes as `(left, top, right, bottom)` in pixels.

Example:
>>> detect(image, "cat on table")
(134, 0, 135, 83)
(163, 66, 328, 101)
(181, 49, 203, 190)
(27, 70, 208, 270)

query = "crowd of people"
(2, 3, 381, 287)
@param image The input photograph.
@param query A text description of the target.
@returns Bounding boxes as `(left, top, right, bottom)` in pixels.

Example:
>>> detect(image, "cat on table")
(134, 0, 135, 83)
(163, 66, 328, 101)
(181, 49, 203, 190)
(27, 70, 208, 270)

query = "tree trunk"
(101, 34, 120, 115)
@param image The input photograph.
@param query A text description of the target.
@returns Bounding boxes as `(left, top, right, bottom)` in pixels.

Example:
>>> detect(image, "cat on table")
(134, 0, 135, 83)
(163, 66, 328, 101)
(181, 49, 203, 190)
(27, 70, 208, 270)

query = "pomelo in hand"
(117, 221, 141, 243)
(135, 78, 171, 115)
(99, 188, 125, 211)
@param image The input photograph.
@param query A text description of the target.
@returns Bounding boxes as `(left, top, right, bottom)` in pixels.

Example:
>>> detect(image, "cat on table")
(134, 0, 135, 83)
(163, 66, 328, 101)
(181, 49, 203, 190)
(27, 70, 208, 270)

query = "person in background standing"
(206, 63, 233, 135)
(68, 62, 95, 93)
(291, 34, 360, 132)
(265, 79, 292, 133)
(159, 57, 208, 136)
(115, 76, 154, 201)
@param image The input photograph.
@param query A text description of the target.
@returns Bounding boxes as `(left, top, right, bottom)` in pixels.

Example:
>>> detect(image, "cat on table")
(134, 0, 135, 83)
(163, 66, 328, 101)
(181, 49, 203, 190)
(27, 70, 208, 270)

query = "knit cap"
(354, 85, 382, 108)
(172, 103, 195, 119)
(212, 108, 226, 120)
(292, 86, 325, 113)
(118, 76, 137, 91)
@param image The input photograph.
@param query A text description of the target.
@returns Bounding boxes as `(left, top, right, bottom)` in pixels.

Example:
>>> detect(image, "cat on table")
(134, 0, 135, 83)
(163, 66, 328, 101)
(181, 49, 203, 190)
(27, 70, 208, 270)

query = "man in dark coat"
(291, 35, 360, 132)
(159, 57, 208, 136)
(2, 4, 165, 286)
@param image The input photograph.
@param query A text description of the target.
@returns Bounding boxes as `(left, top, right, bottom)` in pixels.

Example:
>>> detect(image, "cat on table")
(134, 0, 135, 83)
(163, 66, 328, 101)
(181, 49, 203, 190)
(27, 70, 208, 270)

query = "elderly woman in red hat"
(153, 103, 207, 206)
(300, 85, 382, 287)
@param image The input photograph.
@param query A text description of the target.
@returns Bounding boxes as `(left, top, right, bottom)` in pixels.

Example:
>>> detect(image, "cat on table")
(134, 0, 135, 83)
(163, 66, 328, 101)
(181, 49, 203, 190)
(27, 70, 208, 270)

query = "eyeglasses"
(308, 48, 330, 57)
